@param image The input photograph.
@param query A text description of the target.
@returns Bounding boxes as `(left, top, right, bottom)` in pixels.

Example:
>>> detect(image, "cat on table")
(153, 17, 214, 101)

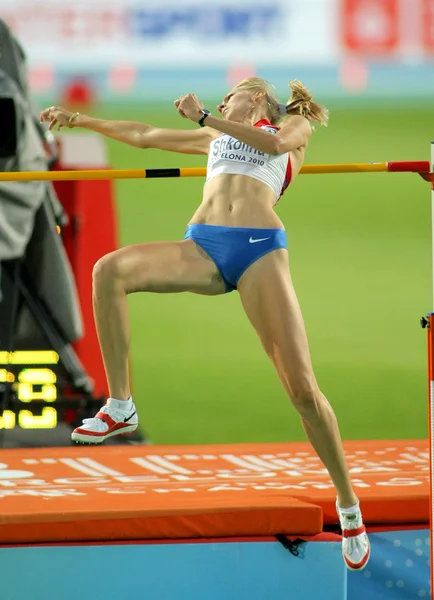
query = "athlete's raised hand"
(174, 97, 188, 119)
(174, 94, 204, 123)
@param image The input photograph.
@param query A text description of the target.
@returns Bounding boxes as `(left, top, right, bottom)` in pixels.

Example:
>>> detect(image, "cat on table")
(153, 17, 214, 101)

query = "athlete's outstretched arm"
(39, 106, 212, 155)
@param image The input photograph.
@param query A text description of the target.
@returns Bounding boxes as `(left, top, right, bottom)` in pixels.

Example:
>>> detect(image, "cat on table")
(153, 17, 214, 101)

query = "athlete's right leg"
(237, 250, 370, 570)
(71, 239, 225, 443)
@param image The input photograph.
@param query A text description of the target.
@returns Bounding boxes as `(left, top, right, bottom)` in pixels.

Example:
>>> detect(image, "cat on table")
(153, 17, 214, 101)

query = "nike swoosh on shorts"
(249, 237, 271, 244)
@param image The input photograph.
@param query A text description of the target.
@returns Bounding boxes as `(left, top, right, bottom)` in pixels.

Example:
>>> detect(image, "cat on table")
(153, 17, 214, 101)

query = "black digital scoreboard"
(0, 350, 60, 430)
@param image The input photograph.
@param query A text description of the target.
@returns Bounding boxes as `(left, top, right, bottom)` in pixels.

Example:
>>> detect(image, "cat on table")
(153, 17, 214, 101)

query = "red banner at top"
(341, 0, 399, 54)
(422, 0, 434, 52)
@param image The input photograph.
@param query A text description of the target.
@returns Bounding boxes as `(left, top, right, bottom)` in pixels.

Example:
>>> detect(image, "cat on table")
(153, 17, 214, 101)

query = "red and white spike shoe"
(71, 400, 138, 444)
(336, 500, 371, 571)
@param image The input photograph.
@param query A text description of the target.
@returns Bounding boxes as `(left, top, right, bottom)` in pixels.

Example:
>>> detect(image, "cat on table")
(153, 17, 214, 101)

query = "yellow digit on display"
(17, 368, 57, 402)
(18, 407, 57, 429)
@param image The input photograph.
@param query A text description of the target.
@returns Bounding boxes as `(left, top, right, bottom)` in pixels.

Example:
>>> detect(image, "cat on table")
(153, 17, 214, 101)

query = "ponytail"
(234, 76, 328, 127)
(284, 80, 329, 127)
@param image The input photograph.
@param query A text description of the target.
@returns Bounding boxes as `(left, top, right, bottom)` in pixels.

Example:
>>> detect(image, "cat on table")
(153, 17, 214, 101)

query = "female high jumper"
(41, 78, 370, 570)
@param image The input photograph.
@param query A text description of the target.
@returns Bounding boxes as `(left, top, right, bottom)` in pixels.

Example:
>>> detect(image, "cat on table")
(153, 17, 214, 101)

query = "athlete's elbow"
(137, 125, 156, 149)
(138, 134, 150, 149)
(271, 138, 285, 155)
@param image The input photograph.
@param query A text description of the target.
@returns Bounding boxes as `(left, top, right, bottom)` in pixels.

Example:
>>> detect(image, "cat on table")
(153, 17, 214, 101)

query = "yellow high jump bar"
(0, 161, 431, 182)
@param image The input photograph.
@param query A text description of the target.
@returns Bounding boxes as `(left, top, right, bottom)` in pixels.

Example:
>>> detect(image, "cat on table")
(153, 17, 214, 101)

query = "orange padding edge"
(0, 440, 428, 544)
(0, 496, 321, 544)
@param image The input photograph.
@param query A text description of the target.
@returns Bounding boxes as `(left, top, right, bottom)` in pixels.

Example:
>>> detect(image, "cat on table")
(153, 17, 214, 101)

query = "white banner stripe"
(221, 454, 268, 472)
(77, 458, 124, 476)
(268, 458, 313, 470)
(147, 456, 193, 475)
(241, 455, 284, 470)
(0, 0, 337, 68)
(401, 453, 427, 463)
(130, 457, 170, 475)
(59, 458, 104, 477)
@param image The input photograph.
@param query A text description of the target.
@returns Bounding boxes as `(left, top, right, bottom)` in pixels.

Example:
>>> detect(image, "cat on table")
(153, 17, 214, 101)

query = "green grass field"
(92, 100, 433, 444)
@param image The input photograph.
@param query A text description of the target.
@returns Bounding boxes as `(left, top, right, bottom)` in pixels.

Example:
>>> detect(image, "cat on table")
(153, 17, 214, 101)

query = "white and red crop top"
(205, 119, 292, 203)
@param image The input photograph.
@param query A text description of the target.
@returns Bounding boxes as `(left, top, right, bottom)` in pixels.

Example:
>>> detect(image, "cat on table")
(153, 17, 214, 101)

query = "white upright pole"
(429, 141, 434, 598)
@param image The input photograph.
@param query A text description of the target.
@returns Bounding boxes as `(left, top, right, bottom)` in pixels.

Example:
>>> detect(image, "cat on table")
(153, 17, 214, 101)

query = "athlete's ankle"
(107, 396, 133, 410)
(337, 496, 360, 512)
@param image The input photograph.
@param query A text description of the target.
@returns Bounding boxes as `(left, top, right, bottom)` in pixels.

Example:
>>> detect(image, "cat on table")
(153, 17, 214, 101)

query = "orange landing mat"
(0, 439, 428, 544)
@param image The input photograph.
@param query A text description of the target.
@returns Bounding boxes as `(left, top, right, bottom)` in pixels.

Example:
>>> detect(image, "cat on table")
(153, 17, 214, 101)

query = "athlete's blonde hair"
(234, 77, 329, 127)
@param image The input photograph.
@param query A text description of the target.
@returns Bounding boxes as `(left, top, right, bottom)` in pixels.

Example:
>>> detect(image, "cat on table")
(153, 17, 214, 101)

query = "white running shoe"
(336, 500, 371, 571)
(71, 400, 138, 444)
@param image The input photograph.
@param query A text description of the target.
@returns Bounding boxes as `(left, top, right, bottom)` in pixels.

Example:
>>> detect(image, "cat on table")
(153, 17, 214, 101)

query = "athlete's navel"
(228, 204, 234, 212)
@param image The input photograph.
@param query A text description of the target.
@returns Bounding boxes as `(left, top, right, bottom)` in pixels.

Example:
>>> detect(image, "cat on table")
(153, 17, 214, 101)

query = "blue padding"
(0, 540, 345, 600)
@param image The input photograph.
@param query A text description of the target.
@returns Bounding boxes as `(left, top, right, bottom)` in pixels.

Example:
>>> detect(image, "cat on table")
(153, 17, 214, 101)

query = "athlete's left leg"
(237, 248, 370, 570)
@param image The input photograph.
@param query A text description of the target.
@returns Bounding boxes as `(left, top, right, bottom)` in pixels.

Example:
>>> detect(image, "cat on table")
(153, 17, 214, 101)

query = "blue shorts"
(184, 224, 287, 293)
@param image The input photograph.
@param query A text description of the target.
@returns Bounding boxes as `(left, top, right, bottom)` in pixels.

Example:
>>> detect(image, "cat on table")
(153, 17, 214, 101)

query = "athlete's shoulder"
(279, 114, 311, 133)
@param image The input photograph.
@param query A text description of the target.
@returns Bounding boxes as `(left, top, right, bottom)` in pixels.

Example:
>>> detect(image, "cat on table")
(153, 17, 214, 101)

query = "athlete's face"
(217, 88, 258, 122)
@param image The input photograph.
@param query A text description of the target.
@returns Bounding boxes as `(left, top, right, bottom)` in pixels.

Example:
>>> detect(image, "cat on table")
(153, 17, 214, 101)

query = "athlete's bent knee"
(290, 384, 323, 423)
(93, 252, 123, 289)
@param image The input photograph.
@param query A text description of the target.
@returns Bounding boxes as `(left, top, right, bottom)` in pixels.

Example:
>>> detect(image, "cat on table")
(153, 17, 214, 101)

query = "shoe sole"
(71, 423, 138, 444)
